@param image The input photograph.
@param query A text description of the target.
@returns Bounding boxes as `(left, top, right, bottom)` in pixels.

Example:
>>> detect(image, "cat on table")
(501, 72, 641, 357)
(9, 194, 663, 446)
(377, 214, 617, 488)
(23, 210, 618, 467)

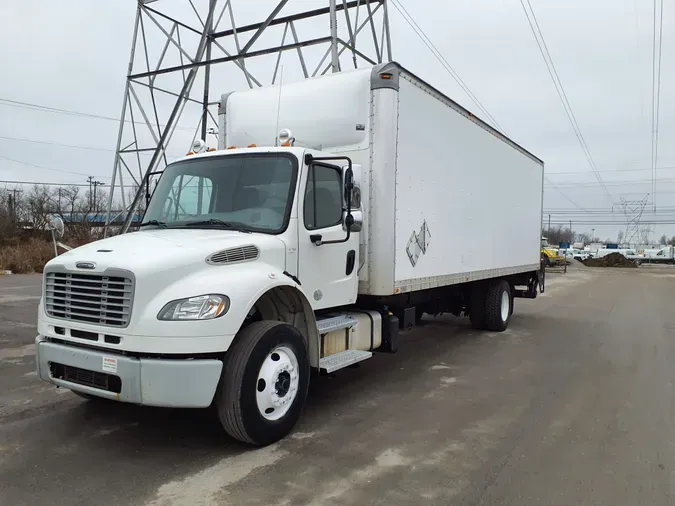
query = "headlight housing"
(158, 294, 230, 321)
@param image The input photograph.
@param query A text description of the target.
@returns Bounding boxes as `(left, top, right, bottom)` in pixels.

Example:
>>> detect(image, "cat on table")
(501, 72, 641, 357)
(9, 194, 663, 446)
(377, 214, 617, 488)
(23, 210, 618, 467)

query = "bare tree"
(26, 185, 53, 231)
(660, 234, 667, 245)
(577, 232, 591, 244)
(617, 230, 625, 245)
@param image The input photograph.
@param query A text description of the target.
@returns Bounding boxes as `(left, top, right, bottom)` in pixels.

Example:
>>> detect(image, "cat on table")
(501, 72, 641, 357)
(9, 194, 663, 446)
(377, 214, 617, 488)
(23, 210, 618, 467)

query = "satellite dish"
(48, 216, 65, 239)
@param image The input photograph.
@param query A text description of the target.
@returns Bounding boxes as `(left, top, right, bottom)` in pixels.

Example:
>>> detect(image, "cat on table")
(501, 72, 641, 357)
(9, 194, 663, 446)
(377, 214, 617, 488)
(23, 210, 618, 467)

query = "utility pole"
(569, 220, 572, 242)
(8, 188, 22, 224)
(93, 181, 104, 211)
(87, 176, 104, 210)
(548, 214, 551, 234)
(87, 176, 94, 208)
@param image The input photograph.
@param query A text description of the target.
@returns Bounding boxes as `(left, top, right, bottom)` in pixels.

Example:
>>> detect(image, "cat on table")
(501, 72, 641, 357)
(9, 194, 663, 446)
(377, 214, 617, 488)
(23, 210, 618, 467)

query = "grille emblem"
(76, 261, 96, 270)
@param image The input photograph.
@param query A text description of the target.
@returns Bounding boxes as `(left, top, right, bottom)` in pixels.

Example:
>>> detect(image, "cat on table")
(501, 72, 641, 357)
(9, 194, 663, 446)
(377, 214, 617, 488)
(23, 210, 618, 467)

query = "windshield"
(141, 153, 298, 233)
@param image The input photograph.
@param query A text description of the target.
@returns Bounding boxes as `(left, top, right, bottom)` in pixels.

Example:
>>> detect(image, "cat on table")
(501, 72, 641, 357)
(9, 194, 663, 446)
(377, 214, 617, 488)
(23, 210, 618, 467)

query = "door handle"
(310, 234, 323, 246)
(346, 250, 356, 275)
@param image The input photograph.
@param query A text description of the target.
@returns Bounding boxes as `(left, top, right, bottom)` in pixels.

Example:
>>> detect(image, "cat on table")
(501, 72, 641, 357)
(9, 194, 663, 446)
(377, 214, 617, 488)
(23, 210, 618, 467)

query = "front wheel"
(216, 321, 310, 446)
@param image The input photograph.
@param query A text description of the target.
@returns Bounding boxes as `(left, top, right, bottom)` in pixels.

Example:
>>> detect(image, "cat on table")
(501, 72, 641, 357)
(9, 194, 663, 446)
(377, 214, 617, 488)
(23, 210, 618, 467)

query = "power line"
(0, 154, 111, 179)
(0, 180, 91, 187)
(389, 0, 503, 132)
(519, 0, 611, 199)
(546, 177, 675, 189)
(548, 166, 675, 176)
(651, 0, 664, 209)
(0, 134, 181, 160)
(0, 135, 114, 153)
(544, 176, 586, 210)
(0, 98, 194, 132)
(547, 220, 675, 225)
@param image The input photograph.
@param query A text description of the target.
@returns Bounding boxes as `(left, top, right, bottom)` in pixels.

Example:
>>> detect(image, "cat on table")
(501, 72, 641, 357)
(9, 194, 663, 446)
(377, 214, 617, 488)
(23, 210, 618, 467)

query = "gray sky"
(0, 0, 673, 243)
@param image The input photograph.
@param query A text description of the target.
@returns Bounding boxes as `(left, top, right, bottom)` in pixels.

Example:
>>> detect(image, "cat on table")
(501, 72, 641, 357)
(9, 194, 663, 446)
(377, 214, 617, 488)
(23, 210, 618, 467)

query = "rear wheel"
(484, 280, 512, 332)
(216, 321, 310, 446)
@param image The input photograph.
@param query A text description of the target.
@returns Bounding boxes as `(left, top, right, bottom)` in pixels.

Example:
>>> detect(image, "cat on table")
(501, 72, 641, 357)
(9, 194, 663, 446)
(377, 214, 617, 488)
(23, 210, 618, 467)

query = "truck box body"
(219, 63, 544, 297)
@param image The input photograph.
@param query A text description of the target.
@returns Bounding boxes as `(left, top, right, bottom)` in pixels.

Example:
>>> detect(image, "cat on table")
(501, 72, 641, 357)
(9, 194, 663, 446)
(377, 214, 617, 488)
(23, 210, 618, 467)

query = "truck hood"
(46, 229, 288, 274)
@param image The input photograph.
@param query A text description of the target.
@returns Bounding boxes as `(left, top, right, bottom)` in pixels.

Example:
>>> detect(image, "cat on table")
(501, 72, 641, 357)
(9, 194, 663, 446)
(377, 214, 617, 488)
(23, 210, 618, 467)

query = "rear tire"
(484, 280, 512, 332)
(216, 321, 310, 446)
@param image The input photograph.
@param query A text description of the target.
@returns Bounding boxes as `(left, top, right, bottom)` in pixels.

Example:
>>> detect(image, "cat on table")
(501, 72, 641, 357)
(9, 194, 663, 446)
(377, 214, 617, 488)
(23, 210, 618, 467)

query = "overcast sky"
(0, 0, 673, 242)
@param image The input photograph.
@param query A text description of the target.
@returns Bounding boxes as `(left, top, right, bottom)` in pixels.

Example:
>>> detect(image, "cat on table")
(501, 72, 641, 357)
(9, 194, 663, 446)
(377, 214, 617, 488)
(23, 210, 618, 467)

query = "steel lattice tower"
(619, 195, 649, 246)
(104, 0, 392, 235)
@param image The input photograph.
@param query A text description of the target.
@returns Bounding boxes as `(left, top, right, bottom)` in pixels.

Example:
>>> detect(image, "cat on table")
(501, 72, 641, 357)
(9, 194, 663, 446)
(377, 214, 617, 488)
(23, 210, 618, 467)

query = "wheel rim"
(500, 290, 510, 322)
(256, 345, 300, 421)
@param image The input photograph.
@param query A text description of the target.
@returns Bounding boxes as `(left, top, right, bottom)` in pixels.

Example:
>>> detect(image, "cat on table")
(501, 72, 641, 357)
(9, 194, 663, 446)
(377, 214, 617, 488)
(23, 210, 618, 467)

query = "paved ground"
(2, 266, 675, 505)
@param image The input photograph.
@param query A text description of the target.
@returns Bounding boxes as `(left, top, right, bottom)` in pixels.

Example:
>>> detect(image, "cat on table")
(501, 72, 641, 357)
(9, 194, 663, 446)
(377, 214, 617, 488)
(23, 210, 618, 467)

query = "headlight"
(158, 294, 230, 321)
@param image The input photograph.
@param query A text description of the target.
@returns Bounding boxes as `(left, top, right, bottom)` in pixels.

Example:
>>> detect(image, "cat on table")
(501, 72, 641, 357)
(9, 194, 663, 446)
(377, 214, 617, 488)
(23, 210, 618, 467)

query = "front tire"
(216, 321, 310, 446)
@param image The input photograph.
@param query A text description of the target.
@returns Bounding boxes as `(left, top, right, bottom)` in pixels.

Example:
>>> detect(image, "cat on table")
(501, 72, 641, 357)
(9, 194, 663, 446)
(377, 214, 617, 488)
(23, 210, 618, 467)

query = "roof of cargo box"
(383, 62, 544, 166)
(219, 62, 543, 166)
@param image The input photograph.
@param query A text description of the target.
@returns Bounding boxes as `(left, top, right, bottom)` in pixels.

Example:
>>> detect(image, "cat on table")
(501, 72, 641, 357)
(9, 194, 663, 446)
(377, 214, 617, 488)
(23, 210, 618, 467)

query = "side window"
(304, 164, 343, 230)
(164, 175, 213, 220)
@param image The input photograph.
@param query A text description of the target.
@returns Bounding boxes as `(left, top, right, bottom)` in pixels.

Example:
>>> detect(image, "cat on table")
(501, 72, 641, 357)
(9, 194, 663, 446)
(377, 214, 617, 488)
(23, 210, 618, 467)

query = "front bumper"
(35, 336, 223, 408)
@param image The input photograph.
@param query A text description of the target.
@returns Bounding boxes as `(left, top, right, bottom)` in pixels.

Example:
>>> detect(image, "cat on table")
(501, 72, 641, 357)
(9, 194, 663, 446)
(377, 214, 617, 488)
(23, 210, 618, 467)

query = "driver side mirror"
(342, 164, 363, 232)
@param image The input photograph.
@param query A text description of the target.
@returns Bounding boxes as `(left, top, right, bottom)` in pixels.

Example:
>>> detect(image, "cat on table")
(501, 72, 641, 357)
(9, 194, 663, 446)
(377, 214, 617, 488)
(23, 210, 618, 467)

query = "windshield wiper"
(184, 218, 245, 229)
(139, 220, 168, 229)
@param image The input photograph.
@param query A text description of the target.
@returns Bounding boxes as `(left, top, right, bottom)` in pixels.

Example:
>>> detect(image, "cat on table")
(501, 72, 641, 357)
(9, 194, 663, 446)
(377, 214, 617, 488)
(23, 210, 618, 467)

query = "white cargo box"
(220, 62, 544, 297)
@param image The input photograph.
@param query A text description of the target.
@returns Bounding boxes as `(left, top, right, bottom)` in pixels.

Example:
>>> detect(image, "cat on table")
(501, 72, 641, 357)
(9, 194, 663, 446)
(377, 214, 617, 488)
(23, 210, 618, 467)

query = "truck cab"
(36, 142, 374, 446)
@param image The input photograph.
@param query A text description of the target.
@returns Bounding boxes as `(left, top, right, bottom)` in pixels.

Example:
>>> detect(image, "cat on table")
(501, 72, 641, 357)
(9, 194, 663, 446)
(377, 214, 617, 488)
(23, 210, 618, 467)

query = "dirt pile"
(582, 252, 636, 268)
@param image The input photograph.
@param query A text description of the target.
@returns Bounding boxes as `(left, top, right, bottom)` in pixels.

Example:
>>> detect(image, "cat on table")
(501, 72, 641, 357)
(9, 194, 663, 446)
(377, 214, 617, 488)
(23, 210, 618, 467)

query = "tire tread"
(220, 321, 285, 444)
(484, 280, 510, 332)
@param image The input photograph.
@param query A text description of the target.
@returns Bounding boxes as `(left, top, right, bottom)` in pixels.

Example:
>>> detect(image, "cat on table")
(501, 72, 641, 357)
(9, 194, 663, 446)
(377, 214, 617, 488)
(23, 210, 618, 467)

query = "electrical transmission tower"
(618, 195, 649, 246)
(105, 0, 392, 234)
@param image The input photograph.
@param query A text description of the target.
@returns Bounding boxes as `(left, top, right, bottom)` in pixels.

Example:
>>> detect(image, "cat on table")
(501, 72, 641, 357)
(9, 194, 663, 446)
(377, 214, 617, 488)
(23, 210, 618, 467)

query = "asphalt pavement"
(2, 266, 675, 505)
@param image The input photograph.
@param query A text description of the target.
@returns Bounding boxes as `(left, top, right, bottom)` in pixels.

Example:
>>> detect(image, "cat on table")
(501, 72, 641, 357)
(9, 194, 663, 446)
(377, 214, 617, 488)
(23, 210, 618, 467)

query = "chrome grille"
(207, 245, 259, 265)
(45, 271, 133, 327)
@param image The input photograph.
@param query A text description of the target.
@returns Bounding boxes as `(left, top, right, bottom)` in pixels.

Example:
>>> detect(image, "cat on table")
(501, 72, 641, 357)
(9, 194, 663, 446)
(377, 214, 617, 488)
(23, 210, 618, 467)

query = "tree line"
(0, 184, 114, 244)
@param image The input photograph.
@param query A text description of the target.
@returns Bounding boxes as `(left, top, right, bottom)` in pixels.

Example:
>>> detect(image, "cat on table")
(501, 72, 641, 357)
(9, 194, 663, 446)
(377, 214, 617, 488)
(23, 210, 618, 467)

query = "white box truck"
(35, 63, 544, 445)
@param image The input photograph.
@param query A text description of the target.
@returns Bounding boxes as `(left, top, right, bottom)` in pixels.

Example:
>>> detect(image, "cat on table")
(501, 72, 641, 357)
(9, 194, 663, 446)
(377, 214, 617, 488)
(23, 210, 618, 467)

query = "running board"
(319, 349, 373, 373)
(316, 315, 357, 334)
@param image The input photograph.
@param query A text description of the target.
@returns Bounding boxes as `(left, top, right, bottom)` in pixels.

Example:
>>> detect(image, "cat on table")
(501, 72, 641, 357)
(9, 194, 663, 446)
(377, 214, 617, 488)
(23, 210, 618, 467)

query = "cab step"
(316, 315, 357, 334)
(319, 349, 373, 373)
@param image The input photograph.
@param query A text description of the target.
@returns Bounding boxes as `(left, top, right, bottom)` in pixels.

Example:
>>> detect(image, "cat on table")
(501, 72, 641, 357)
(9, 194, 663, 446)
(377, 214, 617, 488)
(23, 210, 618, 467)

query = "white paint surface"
(148, 446, 287, 506)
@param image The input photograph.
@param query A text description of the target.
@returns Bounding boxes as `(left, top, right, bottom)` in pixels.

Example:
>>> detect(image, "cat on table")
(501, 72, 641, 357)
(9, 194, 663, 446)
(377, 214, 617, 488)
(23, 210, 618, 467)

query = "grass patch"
(0, 239, 59, 274)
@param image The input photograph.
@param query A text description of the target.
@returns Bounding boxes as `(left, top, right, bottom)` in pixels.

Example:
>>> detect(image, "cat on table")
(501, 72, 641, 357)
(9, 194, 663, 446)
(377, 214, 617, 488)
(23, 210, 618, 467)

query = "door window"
(304, 164, 343, 230)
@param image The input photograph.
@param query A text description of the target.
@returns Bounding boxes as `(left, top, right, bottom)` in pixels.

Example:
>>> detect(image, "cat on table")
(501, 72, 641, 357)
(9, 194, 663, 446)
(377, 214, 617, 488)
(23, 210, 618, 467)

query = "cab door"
(297, 161, 359, 310)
